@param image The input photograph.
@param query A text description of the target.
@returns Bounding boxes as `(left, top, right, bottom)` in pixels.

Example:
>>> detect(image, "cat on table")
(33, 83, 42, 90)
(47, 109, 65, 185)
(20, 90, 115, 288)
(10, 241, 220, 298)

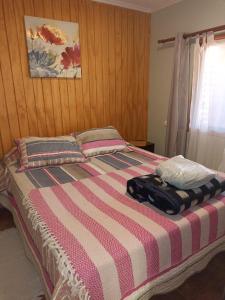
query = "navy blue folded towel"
(127, 174, 225, 215)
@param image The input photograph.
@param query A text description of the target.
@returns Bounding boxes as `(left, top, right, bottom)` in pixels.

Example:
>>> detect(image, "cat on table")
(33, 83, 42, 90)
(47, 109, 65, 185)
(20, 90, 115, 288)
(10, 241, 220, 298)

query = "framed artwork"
(24, 16, 81, 78)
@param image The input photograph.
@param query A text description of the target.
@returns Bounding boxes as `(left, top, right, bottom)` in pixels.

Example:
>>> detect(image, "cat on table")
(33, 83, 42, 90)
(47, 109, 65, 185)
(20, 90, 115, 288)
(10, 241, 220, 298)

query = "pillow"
(156, 155, 216, 190)
(16, 136, 86, 171)
(75, 126, 128, 157)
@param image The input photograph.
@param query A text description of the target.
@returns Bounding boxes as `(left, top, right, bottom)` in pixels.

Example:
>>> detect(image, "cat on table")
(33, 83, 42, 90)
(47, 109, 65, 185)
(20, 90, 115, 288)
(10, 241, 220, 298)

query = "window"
(190, 41, 225, 134)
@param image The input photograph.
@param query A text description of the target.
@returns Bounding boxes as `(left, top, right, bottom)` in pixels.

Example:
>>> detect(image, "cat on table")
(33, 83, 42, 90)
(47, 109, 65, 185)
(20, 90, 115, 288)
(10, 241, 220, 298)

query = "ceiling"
(93, 0, 183, 12)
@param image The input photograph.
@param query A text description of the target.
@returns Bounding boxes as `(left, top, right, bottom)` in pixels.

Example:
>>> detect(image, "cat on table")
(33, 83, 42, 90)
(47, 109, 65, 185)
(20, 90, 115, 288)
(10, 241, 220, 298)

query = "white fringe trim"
(22, 195, 90, 300)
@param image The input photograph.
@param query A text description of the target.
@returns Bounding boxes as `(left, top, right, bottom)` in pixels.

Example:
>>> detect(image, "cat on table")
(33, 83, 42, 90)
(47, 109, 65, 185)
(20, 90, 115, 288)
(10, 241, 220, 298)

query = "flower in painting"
(37, 24, 67, 45)
(26, 28, 39, 40)
(28, 49, 59, 77)
(61, 44, 81, 70)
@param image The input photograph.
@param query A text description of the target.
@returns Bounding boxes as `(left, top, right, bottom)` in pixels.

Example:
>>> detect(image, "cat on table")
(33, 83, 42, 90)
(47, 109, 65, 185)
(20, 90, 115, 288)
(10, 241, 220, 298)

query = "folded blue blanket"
(127, 174, 225, 215)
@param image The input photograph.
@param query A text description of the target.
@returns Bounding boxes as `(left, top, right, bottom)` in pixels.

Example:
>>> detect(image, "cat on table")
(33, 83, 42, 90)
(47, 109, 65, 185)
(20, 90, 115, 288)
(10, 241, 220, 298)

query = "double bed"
(2, 145, 225, 300)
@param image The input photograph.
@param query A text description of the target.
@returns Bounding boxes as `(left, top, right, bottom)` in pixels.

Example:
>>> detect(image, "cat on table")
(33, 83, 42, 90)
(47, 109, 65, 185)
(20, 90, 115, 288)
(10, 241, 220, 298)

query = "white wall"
(148, 0, 225, 155)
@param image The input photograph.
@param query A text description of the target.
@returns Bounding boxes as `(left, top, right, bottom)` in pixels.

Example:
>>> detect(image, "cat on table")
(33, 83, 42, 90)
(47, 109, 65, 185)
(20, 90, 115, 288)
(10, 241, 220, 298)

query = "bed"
(2, 145, 225, 300)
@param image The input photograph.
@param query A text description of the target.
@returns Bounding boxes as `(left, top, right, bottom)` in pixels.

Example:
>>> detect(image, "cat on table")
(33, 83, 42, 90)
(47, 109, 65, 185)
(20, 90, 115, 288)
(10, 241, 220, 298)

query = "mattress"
(4, 146, 225, 300)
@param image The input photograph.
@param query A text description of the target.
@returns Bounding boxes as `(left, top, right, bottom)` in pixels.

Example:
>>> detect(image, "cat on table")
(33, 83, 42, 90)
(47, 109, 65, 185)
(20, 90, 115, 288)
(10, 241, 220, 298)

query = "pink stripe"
(129, 146, 167, 161)
(124, 168, 143, 177)
(137, 164, 155, 173)
(10, 197, 54, 295)
(51, 184, 135, 296)
(29, 189, 104, 300)
(109, 165, 154, 184)
(182, 210, 201, 253)
(102, 172, 183, 264)
(82, 139, 125, 150)
(78, 163, 101, 176)
(71, 180, 160, 280)
(200, 202, 218, 243)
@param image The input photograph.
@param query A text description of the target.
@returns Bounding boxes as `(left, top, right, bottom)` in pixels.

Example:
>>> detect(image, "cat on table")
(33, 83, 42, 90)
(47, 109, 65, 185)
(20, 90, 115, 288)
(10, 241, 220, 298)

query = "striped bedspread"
(26, 150, 225, 300)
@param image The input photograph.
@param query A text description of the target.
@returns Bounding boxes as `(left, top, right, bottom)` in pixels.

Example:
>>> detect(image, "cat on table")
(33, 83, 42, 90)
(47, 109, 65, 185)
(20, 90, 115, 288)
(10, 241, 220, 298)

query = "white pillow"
(156, 155, 216, 190)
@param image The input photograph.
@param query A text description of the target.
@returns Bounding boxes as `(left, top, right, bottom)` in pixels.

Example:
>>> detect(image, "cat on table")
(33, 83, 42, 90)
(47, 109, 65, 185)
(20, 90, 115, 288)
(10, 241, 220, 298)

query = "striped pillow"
(16, 136, 86, 171)
(75, 126, 128, 157)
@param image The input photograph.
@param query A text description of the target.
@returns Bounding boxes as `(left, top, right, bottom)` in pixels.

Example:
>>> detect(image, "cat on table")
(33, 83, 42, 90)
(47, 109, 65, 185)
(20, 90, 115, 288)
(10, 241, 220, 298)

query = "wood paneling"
(0, 0, 150, 157)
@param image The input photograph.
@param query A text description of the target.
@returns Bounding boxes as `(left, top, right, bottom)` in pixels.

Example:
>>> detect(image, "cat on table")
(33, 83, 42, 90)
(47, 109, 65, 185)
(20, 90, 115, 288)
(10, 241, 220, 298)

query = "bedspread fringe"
(22, 195, 90, 300)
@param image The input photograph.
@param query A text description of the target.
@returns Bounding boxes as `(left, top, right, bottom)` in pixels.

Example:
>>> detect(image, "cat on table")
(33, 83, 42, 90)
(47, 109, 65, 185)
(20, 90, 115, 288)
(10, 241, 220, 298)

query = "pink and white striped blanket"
(26, 151, 225, 300)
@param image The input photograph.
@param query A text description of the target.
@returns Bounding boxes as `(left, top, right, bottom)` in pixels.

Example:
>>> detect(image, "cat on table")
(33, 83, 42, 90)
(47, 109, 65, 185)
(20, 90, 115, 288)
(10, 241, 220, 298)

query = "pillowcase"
(75, 126, 128, 157)
(16, 136, 86, 171)
(156, 155, 216, 190)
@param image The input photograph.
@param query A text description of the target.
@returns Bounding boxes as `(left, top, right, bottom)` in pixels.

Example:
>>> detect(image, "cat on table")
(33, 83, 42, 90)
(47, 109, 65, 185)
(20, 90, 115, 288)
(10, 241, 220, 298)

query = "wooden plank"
(2, 0, 29, 138)
(0, 62, 12, 152)
(78, 0, 91, 130)
(65, 0, 77, 133)
(100, 4, 110, 127)
(44, 0, 63, 136)
(60, 0, 73, 134)
(35, 0, 56, 137)
(133, 11, 141, 139)
(86, 0, 98, 128)
(126, 10, 135, 141)
(93, 2, 104, 128)
(25, 0, 47, 136)
(51, 78, 63, 136)
(13, 0, 39, 136)
(115, 7, 122, 133)
(121, 8, 128, 139)
(70, 0, 85, 132)
(108, 6, 116, 127)
(52, 0, 70, 135)
(0, 0, 20, 140)
(0, 134, 3, 158)
(42, 0, 62, 137)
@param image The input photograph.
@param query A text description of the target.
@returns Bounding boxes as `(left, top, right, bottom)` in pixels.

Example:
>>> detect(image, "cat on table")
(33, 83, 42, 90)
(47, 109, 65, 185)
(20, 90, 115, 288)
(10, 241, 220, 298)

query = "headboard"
(0, 0, 150, 157)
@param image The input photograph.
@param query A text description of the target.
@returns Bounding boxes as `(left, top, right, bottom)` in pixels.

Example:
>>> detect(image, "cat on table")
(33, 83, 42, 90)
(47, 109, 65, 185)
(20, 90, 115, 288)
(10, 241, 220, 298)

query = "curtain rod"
(158, 24, 225, 44)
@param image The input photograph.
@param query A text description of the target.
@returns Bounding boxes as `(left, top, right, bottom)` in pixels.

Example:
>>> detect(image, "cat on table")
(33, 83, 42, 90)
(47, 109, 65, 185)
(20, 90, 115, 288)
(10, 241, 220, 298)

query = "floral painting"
(24, 16, 81, 78)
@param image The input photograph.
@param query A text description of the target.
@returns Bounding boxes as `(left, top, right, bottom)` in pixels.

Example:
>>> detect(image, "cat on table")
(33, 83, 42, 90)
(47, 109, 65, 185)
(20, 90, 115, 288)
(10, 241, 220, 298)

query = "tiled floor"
(1, 207, 225, 300)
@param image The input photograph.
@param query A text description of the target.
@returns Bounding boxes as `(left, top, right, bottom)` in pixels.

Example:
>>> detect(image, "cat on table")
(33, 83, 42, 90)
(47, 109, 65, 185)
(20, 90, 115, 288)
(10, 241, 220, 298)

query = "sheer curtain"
(165, 33, 191, 157)
(186, 33, 225, 170)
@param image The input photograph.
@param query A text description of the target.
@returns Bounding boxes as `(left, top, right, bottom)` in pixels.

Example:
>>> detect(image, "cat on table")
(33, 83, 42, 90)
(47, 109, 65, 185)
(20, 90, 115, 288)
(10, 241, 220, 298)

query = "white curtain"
(186, 33, 225, 170)
(165, 33, 191, 157)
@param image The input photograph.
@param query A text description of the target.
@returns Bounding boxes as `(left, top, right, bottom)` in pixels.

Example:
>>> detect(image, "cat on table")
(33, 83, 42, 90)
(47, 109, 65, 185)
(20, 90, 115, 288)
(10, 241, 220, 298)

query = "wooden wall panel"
(0, 0, 150, 157)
